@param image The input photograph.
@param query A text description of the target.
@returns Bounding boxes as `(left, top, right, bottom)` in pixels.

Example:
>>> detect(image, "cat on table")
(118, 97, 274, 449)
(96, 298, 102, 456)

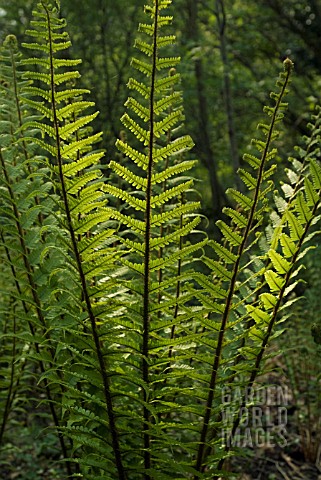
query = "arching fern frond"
(192, 59, 294, 476)
(21, 2, 127, 478)
(0, 33, 74, 476)
(210, 101, 321, 477)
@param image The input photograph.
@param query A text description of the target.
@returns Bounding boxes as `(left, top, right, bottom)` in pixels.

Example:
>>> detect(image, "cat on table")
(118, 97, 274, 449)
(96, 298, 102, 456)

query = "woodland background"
(1, 0, 320, 223)
(0, 1, 321, 479)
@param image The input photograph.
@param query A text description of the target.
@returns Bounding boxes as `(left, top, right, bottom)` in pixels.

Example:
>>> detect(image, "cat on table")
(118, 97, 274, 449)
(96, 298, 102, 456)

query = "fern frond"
(217, 105, 321, 471)
(21, 2, 127, 477)
(0, 33, 74, 475)
(194, 59, 294, 475)
(107, 0, 205, 475)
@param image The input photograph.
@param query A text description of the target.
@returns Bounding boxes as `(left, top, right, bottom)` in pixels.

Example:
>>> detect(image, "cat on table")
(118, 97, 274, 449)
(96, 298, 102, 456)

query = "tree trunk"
(215, 0, 241, 190)
(185, 0, 225, 218)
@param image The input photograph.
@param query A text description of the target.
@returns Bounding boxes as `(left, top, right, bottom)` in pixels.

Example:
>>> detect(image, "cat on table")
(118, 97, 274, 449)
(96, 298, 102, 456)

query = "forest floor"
(234, 448, 321, 480)
(2, 403, 320, 480)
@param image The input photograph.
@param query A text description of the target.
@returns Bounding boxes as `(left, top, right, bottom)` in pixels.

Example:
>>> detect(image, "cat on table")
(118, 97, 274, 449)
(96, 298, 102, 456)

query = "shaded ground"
(0, 426, 67, 480)
(232, 445, 321, 479)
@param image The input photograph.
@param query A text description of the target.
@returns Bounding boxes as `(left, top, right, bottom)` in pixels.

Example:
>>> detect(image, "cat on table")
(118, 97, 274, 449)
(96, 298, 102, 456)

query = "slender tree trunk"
(215, 0, 241, 189)
(185, 0, 224, 218)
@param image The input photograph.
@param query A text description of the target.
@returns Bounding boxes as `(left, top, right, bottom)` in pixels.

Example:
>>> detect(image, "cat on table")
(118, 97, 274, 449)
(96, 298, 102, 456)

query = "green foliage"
(0, 1, 320, 479)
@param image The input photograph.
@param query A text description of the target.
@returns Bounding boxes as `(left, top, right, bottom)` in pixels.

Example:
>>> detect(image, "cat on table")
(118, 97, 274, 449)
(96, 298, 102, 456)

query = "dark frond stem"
(0, 234, 30, 446)
(142, 1, 160, 476)
(0, 297, 16, 445)
(43, 4, 126, 478)
(194, 63, 293, 476)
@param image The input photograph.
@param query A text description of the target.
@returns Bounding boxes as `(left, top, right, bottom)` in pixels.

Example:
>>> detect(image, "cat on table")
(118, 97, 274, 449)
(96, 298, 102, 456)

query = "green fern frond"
(20, 2, 128, 477)
(105, 0, 206, 475)
(0, 33, 75, 475)
(193, 59, 294, 475)
(218, 106, 321, 470)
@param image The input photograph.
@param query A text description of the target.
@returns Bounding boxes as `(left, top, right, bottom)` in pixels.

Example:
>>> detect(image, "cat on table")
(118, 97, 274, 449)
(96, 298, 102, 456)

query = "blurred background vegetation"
(1, 0, 320, 224)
